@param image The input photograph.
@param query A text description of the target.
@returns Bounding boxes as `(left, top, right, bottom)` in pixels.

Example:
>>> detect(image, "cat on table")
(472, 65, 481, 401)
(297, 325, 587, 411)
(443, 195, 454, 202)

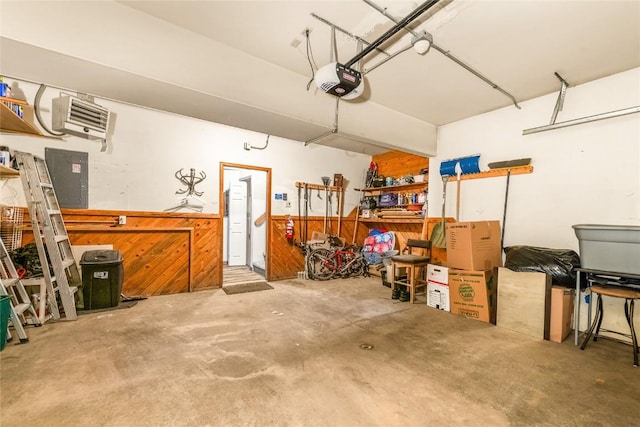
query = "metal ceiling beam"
(362, 0, 521, 110)
(344, 0, 441, 68)
(310, 13, 390, 58)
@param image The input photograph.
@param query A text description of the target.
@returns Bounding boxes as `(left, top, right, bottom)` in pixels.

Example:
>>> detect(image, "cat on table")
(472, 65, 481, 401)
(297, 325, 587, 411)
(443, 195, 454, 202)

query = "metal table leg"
(575, 270, 581, 345)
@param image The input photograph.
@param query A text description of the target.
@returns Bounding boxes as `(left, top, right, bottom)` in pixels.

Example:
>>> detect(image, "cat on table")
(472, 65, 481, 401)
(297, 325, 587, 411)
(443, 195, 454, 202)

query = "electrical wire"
(305, 30, 317, 91)
(244, 134, 270, 151)
(34, 84, 66, 136)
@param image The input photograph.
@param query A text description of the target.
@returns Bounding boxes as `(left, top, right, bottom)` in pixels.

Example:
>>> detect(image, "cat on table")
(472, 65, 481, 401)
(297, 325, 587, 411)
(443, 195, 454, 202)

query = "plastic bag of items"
(504, 245, 581, 288)
(362, 229, 396, 265)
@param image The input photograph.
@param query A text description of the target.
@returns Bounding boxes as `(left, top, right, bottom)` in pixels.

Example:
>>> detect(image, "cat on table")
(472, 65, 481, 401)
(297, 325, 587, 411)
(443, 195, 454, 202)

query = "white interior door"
(227, 181, 247, 266)
(239, 175, 253, 269)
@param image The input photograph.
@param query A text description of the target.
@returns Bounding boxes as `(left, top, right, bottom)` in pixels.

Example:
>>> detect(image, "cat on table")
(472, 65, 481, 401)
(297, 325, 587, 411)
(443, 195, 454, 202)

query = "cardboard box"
(427, 264, 448, 285)
(448, 269, 496, 324)
(426, 282, 450, 311)
(446, 221, 502, 271)
(550, 286, 574, 343)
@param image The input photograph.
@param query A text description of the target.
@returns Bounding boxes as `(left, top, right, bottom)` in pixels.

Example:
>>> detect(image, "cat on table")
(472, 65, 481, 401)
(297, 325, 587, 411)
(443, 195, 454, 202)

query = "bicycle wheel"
(349, 256, 368, 277)
(358, 257, 370, 277)
(307, 248, 337, 280)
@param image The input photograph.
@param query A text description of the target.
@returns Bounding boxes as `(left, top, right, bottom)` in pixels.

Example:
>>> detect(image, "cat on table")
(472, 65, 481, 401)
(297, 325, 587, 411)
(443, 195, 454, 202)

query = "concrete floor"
(2, 277, 639, 426)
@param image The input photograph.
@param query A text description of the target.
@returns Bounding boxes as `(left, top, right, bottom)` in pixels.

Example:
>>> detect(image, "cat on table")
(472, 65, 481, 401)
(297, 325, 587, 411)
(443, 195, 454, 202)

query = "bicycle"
(307, 244, 369, 280)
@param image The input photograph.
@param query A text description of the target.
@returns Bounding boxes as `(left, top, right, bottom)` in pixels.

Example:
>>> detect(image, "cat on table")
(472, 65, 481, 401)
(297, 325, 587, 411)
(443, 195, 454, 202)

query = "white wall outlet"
(286, 201, 291, 208)
(118, 215, 127, 225)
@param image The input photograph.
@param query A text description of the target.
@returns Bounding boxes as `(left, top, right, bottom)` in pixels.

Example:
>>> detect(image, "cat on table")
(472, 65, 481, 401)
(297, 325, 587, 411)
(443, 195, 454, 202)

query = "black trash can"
(80, 250, 124, 310)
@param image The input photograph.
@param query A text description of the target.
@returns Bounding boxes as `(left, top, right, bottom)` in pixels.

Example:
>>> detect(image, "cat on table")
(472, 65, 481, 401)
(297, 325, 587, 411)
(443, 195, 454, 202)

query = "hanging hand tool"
(487, 158, 532, 252)
(352, 204, 360, 245)
(321, 176, 330, 234)
(304, 183, 309, 244)
(501, 169, 512, 252)
(337, 189, 344, 237)
(297, 184, 303, 243)
(420, 196, 429, 240)
(431, 175, 449, 248)
(455, 162, 462, 222)
(327, 188, 333, 235)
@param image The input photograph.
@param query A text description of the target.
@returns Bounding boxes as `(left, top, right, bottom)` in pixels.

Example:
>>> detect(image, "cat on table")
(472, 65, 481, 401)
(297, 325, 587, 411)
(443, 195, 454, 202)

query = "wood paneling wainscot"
(23, 209, 220, 297)
(268, 214, 368, 280)
(21, 205, 442, 291)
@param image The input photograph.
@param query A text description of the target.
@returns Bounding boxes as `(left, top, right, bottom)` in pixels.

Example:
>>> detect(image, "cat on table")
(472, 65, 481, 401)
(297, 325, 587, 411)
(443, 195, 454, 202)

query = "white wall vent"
(52, 95, 111, 140)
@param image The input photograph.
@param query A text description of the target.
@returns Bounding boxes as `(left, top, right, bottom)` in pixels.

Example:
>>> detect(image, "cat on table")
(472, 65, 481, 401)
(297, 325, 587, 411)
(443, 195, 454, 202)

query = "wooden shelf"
(360, 218, 424, 224)
(0, 164, 19, 178)
(0, 96, 28, 106)
(378, 204, 423, 209)
(0, 97, 43, 136)
(447, 165, 534, 181)
(355, 181, 428, 193)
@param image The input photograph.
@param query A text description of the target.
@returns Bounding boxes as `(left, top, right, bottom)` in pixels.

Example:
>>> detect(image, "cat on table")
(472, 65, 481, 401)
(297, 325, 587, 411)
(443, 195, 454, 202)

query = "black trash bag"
(504, 245, 581, 288)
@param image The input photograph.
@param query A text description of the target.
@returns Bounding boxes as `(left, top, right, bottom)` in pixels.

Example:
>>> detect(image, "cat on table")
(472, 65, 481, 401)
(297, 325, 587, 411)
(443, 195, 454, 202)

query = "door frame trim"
(220, 162, 272, 281)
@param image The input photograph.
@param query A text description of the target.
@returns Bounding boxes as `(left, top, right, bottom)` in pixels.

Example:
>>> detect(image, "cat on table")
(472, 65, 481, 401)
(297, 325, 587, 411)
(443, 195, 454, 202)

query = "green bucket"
(0, 295, 11, 351)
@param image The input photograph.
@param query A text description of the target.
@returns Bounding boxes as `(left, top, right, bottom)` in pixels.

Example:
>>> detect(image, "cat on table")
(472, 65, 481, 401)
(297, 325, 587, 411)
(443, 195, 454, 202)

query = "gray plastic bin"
(572, 224, 640, 275)
(80, 250, 124, 309)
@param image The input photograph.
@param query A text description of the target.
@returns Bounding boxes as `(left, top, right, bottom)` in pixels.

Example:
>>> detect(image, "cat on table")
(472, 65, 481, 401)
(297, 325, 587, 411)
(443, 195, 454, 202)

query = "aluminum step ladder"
(15, 151, 80, 320)
(0, 238, 41, 345)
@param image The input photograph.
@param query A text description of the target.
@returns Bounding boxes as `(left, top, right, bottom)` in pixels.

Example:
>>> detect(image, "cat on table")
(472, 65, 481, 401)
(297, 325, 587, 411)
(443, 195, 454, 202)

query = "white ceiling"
(1, 1, 639, 155)
(118, 0, 640, 125)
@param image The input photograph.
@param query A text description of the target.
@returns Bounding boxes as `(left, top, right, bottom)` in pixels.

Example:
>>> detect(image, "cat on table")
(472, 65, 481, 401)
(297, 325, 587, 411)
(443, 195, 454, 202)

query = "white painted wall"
(0, 0, 438, 155)
(429, 67, 640, 334)
(430, 67, 639, 248)
(1, 79, 371, 215)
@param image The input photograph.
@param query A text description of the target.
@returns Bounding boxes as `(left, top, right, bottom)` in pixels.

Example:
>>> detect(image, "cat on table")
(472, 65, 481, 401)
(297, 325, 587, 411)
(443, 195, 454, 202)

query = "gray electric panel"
(45, 148, 88, 209)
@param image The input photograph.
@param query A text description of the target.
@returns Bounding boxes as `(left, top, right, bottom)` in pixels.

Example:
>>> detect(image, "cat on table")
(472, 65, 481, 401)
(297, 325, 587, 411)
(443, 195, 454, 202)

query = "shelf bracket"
(550, 72, 569, 125)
